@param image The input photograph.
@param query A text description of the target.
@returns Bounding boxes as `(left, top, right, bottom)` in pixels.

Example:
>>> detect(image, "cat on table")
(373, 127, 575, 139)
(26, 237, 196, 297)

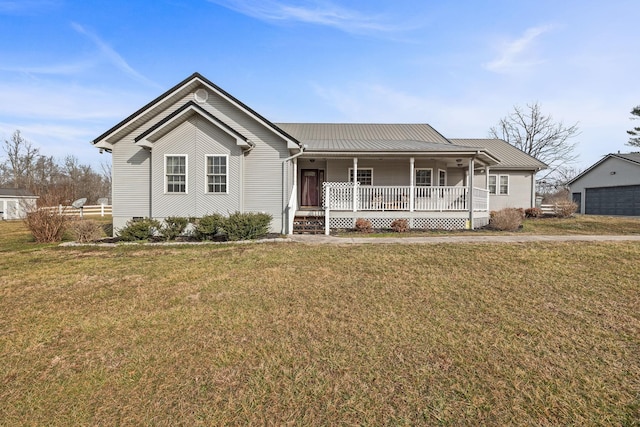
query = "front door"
(301, 169, 321, 207)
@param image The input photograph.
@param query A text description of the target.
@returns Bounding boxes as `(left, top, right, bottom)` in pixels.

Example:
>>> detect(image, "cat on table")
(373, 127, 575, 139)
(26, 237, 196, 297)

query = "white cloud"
(71, 22, 161, 88)
(0, 0, 59, 14)
(206, 0, 401, 34)
(484, 25, 553, 73)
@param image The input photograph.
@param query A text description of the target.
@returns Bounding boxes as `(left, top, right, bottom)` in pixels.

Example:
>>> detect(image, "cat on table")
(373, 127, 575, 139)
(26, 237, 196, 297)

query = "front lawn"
(1, 220, 639, 425)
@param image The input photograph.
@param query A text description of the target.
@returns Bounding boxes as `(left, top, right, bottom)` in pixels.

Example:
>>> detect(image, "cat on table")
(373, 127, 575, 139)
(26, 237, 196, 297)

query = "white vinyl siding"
(489, 174, 508, 195)
(206, 155, 228, 193)
(165, 155, 187, 193)
(348, 168, 373, 185)
(415, 168, 433, 186)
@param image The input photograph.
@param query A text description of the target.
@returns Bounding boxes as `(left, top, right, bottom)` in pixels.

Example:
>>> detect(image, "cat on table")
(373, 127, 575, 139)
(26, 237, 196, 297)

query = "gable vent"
(194, 88, 208, 103)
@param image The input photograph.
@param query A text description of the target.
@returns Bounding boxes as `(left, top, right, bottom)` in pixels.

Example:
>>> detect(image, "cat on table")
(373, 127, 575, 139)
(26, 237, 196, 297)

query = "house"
(567, 153, 640, 216)
(0, 188, 39, 220)
(92, 73, 546, 235)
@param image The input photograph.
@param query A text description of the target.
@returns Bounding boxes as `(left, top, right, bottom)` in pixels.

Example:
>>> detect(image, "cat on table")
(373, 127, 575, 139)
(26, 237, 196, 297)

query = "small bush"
(118, 218, 161, 241)
(224, 212, 272, 241)
(159, 216, 190, 241)
(194, 213, 226, 241)
(355, 218, 373, 233)
(390, 219, 409, 233)
(68, 219, 104, 243)
(525, 207, 543, 218)
(554, 200, 578, 218)
(24, 209, 68, 243)
(489, 208, 523, 231)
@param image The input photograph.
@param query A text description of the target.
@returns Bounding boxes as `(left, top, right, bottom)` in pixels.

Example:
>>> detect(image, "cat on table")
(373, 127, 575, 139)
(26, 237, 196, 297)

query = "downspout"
(281, 144, 306, 234)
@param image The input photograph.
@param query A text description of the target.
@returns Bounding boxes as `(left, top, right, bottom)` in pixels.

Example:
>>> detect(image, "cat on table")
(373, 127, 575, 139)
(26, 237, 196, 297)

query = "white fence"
(43, 204, 112, 217)
(323, 183, 489, 212)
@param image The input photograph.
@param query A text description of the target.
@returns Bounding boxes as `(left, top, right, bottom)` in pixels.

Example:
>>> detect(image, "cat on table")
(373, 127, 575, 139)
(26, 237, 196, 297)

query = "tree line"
(0, 130, 111, 205)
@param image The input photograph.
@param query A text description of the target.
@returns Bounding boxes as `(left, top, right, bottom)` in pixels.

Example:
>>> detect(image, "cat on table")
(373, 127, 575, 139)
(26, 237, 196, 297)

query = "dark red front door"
(301, 169, 319, 207)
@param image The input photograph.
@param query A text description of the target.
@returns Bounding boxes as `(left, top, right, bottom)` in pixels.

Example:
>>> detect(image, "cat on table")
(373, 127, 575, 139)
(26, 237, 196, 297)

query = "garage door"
(585, 185, 640, 216)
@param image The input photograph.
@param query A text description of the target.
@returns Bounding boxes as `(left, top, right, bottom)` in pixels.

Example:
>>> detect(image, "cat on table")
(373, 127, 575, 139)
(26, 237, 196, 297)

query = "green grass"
(1, 220, 639, 425)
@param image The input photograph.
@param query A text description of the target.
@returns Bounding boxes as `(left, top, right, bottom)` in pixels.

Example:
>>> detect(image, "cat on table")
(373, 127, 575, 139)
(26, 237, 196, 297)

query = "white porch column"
(485, 166, 491, 212)
(352, 157, 358, 212)
(325, 184, 330, 235)
(409, 157, 415, 212)
(468, 158, 475, 229)
(289, 157, 298, 235)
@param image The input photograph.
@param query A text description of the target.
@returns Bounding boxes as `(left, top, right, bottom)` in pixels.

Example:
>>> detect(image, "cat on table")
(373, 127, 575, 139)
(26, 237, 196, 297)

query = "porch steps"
(293, 216, 325, 234)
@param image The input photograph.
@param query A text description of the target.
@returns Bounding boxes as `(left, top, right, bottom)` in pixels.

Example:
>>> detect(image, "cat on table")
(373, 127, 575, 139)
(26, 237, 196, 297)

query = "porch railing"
(323, 183, 489, 212)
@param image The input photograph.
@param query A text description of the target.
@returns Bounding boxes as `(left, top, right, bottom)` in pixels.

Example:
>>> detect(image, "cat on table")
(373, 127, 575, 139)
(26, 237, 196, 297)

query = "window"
(165, 155, 186, 193)
(415, 169, 432, 186)
(489, 174, 509, 195)
(438, 169, 447, 186)
(206, 155, 227, 193)
(348, 168, 373, 186)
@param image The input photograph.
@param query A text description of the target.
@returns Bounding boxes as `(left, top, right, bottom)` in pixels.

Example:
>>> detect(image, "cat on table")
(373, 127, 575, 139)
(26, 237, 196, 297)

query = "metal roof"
(613, 152, 640, 164)
(275, 123, 451, 145)
(450, 139, 547, 170)
(0, 188, 38, 197)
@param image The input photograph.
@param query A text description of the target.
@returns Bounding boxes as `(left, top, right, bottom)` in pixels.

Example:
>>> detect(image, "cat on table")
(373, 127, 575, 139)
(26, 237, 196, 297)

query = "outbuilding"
(568, 153, 640, 216)
(0, 188, 39, 220)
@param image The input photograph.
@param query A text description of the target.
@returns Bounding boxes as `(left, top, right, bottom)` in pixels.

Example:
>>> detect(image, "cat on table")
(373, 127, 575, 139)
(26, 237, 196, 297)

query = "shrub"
(355, 218, 373, 233)
(554, 200, 578, 218)
(525, 207, 543, 218)
(489, 208, 523, 231)
(390, 219, 409, 233)
(224, 212, 272, 241)
(159, 216, 190, 241)
(194, 213, 226, 241)
(24, 209, 68, 243)
(117, 218, 161, 241)
(68, 219, 104, 243)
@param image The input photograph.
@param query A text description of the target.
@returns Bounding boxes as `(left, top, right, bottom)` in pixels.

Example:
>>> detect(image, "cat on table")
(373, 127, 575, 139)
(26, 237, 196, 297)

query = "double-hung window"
(348, 168, 373, 186)
(165, 155, 187, 193)
(206, 155, 228, 193)
(489, 174, 509, 195)
(415, 169, 433, 186)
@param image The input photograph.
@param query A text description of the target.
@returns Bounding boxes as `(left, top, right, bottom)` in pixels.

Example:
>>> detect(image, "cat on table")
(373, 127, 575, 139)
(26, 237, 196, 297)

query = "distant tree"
(489, 102, 580, 184)
(2, 130, 40, 189)
(627, 105, 640, 147)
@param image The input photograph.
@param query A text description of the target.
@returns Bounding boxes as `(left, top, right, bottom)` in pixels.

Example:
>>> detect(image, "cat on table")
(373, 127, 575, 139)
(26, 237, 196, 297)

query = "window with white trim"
(489, 174, 509, 195)
(438, 169, 447, 186)
(415, 168, 433, 186)
(165, 155, 187, 193)
(206, 155, 227, 193)
(348, 168, 373, 185)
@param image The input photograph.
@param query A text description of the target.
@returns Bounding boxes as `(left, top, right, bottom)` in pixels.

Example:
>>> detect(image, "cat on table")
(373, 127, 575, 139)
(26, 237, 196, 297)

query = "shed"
(0, 188, 39, 220)
(567, 153, 640, 216)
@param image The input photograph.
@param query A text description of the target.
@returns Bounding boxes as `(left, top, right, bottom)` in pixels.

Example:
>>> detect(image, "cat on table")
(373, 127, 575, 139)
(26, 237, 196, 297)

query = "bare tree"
(489, 102, 580, 183)
(2, 130, 40, 189)
(627, 105, 640, 147)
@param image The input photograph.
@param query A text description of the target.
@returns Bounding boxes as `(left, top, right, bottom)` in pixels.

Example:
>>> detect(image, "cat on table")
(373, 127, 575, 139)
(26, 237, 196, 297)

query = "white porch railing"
(323, 183, 489, 212)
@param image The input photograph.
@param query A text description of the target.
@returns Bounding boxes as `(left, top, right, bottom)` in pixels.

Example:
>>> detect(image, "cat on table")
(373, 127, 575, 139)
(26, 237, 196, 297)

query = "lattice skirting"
(329, 216, 475, 230)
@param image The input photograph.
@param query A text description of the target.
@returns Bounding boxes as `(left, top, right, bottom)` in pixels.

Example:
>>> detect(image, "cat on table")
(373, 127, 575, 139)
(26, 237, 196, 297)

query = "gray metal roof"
(0, 188, 38, 197)
(275, 123, 451, 145)
(613, 152, 640, 164)
(298, 139, 480, 152)
(450, 139, 547, 170)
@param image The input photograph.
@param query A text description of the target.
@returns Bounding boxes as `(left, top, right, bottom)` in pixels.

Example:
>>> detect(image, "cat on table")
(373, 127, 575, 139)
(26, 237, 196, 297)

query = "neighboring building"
(0, 188, 39, 220)
(568, 153, 640, 216)
(92, 73, 546, 234)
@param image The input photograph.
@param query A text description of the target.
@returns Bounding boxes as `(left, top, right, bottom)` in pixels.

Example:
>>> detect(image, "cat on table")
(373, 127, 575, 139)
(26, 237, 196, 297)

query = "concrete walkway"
(289, 234, 640, 245)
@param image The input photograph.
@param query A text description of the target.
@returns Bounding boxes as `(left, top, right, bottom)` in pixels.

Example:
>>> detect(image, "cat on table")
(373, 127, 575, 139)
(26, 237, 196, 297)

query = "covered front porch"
(288, 154, 496, 235)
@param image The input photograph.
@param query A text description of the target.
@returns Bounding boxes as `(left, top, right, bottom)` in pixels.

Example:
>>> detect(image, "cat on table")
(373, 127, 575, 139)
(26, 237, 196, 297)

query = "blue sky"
(0, 0, 637, 172)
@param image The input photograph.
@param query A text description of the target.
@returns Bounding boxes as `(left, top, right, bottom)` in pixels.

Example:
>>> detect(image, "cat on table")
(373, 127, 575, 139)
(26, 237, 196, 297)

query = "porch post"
(485, 166, 491, 212)
(353, 157, 358, 212)
(409, 157, 415, 212)
(289, 157, 298, 235)
(325, 184, 330, 235)
(468, 158, 475, 229)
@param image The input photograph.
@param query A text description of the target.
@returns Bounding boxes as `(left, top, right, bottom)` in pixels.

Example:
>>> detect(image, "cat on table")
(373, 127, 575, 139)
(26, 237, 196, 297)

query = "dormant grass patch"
(0, 220, 638, 425)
